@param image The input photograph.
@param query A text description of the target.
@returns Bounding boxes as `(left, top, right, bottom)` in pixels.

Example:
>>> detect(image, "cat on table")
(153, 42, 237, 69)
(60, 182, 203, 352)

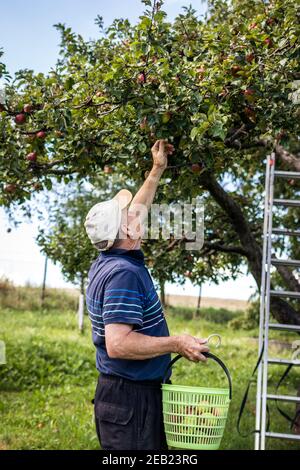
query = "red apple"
(137, 72, 146, 84)
(26, 152, 37, 162)
(191, 163, 202, 173)
(4, 184, 17, 193)
(185, 270, 192, 278)
(36, 131, 46, 139)
(95, 91, 104, 98)
(246, 53, 255, 63)
(264, 38, 273, 48)
(23, 104, 33, 113)
(266, 18, 275, 26)
(243, 88, 255, 96)
(15, 113, 26, 125)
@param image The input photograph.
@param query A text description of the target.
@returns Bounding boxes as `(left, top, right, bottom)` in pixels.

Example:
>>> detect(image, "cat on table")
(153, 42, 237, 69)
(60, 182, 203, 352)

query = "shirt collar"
(101, 248, 145, 265)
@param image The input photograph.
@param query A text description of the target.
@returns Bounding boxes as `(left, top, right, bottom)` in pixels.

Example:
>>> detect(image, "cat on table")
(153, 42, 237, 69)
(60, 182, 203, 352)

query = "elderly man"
(84, 139, 209, 451)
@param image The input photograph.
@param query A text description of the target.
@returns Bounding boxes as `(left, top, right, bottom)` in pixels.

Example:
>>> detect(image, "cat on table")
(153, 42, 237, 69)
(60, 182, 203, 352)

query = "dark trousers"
(94, 373, 168, 451)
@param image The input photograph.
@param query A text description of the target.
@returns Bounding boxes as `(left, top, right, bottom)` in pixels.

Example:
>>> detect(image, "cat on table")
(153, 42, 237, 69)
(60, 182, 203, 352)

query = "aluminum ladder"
(255, 153, 300, 450)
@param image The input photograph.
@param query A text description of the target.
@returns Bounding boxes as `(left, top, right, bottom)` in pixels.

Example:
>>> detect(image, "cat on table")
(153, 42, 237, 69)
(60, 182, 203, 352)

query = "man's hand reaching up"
(151, 139, 175, 171)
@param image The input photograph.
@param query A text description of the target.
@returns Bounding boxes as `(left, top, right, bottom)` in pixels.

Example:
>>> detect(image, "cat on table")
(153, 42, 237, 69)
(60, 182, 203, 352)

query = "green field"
(0, 296, 299, 450)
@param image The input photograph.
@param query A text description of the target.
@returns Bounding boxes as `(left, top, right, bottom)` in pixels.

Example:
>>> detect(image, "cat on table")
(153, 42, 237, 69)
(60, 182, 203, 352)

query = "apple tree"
(0, 0, 299, 326)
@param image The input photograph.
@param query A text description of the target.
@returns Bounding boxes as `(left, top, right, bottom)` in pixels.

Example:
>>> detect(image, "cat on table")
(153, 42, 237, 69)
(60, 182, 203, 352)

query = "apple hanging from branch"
(4, 184, 17, 193)
(26, 152, 37, 162)
(36, 131, 46, 139)
(137, 72, 146, 84)
(191, 163, 203, 174)
(15, 113, 26, 125)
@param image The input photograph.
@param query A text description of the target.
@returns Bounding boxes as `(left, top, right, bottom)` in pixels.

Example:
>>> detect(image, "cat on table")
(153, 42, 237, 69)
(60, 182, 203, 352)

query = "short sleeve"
(102, 270, 144, 327)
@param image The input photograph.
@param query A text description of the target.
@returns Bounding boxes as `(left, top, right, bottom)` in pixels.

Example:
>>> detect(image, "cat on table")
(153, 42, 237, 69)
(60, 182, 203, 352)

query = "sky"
(0, 0, 257, 299)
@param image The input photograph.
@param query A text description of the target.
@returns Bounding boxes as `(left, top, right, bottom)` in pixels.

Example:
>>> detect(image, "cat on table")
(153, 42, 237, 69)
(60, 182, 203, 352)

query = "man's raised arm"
(128, 139, 174, 225)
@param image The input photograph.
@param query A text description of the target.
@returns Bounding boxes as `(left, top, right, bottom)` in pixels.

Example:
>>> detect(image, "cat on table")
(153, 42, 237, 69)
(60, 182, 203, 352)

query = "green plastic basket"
(162, 352, 232, 450)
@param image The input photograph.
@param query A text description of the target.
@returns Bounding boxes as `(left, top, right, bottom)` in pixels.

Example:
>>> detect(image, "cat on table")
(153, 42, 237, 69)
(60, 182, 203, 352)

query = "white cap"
(84, 189, 133, 250)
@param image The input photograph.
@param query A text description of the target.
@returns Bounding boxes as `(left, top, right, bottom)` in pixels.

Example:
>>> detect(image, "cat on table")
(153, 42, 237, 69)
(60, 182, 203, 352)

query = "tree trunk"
(275, 144, 300, 172)
(276, 264, 300, 293)
(159, 279, 166, 308)
(199, 171, 300, 325)
(193, 284, 202, 320)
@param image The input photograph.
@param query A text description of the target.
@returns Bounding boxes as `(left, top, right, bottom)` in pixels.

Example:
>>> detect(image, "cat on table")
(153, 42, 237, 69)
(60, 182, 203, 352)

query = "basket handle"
(162, 352, 232, 400)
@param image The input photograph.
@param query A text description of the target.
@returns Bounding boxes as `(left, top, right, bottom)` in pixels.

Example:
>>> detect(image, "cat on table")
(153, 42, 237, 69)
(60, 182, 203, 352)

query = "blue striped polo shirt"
(86, 248, 171, 381)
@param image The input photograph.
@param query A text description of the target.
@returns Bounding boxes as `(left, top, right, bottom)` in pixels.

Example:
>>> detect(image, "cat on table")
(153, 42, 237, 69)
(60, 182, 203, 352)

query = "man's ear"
(120, 223, 130, 239)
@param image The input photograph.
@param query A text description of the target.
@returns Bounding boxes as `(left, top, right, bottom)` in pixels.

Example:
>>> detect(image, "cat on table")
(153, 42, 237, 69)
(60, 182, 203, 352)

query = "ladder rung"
(268, 358, 300, 366)
(270, 290, 300, 299)
(271, 258, 300, 267)
(274, 170, 300, 179)
(269, 323, 300, 332)
(265, 431, 300, 441)
(272, 228, 300, 237)
(273, 199, 300, 207)
(267, 394, 300, 403)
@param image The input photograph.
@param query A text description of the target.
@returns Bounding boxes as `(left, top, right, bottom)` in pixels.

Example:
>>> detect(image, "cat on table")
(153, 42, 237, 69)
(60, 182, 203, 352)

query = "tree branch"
(202, 241, 249, 257)
(275, 262, 300, 293)
(275, 143, 300, 171)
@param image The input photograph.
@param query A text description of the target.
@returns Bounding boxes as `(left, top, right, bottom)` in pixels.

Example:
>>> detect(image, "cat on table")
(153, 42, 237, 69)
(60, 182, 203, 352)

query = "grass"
(0, 297, 299, 450)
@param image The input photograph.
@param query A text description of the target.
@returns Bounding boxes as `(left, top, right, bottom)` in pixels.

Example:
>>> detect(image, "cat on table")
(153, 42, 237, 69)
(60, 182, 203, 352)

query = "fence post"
(78, 293, 84, 333)
(78, 276, 85, 332)
(41, 256, 48, 305)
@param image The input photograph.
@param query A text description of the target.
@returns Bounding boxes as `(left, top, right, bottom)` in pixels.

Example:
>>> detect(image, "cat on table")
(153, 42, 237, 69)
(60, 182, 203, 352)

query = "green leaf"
(190, 127, 199, 141)
(209, 121, 226, 140)
(138, 142, 147, 153)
